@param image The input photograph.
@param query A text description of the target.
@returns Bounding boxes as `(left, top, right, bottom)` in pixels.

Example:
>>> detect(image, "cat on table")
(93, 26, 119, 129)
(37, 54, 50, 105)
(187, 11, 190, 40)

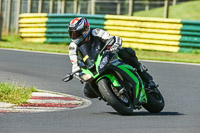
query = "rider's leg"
(83, 82, 98, 98)
(137, 63, 157, 89)
(118, 48, 156, 89)
(117, 48, 139, 68)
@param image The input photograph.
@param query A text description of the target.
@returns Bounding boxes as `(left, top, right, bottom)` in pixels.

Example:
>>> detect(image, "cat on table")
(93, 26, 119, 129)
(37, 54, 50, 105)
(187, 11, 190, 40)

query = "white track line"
(36, 89, 92, 110)
(1, 48, 199, 66)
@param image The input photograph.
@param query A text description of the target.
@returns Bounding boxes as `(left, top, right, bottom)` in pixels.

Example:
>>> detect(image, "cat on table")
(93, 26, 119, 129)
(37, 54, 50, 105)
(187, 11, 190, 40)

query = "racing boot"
(137, 63, 157, 90)
(83, 83, 98, 98)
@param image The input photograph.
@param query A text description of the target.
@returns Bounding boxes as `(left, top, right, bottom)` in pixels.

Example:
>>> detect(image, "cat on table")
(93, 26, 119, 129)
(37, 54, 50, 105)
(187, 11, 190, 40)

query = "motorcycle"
(63, 38, 165, 115)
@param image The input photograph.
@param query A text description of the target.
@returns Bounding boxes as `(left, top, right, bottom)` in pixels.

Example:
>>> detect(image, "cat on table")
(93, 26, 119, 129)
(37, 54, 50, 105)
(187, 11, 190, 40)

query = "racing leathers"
(68, 28, 155, 98)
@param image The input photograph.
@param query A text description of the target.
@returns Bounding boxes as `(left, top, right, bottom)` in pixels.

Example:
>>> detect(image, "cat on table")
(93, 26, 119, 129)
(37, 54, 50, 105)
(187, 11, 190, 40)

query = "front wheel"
(98, 78, 133, 115)
(142, 87, 165, 113)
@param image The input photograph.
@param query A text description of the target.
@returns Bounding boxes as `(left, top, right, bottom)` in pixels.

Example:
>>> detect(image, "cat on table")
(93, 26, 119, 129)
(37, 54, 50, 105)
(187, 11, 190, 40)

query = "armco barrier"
(19, 13, 200, 53)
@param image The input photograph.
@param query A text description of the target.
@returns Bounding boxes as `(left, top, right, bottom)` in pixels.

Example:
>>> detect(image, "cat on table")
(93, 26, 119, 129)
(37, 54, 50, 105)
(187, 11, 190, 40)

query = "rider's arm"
(68, 42, 82, 79)
(69, 42, 89, 81)
(91, 29, 122, 51)
(68, 42, 92, 81)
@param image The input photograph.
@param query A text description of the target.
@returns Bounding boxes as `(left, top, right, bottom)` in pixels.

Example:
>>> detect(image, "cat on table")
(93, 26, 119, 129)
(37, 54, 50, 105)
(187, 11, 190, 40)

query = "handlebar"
(62, 69, 81, 82)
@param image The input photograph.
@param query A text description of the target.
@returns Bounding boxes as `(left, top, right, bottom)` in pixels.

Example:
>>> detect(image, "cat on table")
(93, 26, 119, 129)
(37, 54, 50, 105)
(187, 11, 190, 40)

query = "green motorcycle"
(63, 39, 164, 115)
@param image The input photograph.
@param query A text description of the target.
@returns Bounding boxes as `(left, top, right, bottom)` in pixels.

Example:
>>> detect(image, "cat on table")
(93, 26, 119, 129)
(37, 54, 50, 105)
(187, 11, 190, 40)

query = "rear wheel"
(98, 78, 133, 115)
(142, 87, 165, 113)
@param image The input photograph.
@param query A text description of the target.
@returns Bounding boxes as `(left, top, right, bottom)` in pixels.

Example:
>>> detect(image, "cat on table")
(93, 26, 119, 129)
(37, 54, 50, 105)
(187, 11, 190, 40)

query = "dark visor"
(69, 30, 83, 39)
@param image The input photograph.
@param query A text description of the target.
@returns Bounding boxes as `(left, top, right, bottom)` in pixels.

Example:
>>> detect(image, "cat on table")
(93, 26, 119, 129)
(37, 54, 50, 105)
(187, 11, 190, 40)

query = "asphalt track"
(0, 49, 200, 133)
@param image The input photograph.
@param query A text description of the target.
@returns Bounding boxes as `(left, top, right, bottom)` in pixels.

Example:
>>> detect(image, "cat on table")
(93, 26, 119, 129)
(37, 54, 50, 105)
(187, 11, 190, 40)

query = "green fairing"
(81, 68, 94, 77)
(118, 65, 147, 102)
(81, 54, 102, 78)
(81, 53, 121, 88)
(118, 65, 140, 98)
(140, 88, 147, 103)
(134, 73, 147, 103)
(94, 54, 102, 77)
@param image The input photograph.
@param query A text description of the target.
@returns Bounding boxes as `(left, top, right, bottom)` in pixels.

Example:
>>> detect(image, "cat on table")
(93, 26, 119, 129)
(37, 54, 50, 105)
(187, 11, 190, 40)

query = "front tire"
(98, 78, 133, 115)
(143, 87, 165, 113)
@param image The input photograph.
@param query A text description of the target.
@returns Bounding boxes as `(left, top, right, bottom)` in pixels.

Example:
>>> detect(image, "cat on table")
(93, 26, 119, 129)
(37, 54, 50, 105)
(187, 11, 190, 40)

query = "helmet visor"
(69, 30, 83, 39)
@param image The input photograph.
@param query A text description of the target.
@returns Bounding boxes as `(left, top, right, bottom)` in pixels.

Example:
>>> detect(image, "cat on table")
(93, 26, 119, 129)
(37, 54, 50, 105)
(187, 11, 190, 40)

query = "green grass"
(1, 35, 200, 64)
(0, 82, 37, 104)
(134, 0, 200, 20)
(0, 35, 69, 53)
(135, 49, 200, 64)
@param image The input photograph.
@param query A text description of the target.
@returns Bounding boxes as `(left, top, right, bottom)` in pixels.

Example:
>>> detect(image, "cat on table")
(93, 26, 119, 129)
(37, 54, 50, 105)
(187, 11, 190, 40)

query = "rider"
(68, 17, 157, 98)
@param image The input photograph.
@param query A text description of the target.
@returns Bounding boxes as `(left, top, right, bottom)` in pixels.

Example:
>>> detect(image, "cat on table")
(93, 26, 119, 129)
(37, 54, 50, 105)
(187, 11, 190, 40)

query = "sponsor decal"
(69, 46, 75, 50)
(83, 55, 89, 62)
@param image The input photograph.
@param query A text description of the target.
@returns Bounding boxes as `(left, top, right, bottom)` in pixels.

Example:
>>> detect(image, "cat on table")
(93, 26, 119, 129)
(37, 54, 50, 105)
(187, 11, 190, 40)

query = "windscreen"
(79, 41, 101, 69)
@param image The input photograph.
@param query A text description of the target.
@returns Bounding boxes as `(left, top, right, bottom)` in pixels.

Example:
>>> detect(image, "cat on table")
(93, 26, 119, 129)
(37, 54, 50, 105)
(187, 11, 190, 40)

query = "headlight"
(81, 74, 92, 81)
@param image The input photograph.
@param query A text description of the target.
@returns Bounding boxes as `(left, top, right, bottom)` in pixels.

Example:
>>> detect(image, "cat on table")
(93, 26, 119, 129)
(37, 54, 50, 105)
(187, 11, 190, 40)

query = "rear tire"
(98, 78, 133, 115)
(143, 88, 165, 113)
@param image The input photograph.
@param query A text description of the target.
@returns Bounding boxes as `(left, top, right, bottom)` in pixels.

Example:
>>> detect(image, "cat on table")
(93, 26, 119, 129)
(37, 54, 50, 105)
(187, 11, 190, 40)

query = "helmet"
(68, 17, 90, 45)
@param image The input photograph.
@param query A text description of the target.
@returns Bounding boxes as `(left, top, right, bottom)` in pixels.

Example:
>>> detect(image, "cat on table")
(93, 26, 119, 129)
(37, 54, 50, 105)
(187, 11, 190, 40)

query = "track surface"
(0, 49, 200, 133)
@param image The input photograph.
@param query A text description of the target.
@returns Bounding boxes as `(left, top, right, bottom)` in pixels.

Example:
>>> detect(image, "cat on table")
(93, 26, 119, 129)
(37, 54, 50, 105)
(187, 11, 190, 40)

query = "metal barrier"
(19, 13, 200, 53)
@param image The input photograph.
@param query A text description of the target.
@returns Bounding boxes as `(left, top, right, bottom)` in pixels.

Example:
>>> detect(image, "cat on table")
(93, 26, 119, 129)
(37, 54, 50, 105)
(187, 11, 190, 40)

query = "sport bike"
(63, 38, 165, 115)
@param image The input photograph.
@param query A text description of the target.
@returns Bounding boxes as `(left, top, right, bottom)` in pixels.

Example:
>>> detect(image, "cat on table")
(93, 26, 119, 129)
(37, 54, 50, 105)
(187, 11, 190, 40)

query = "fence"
(19, 13, 200, 53)
(1, 0, 191, 34)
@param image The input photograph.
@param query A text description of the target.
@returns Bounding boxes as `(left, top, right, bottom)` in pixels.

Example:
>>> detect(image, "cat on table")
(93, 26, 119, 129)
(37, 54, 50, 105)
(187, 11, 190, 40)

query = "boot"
(137, 63, 157, 90)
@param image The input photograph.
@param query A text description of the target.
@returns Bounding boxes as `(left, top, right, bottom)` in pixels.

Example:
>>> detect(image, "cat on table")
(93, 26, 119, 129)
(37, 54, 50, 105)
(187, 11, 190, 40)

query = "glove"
(110, 43, 120, 52)
(110, 36, 122, 52)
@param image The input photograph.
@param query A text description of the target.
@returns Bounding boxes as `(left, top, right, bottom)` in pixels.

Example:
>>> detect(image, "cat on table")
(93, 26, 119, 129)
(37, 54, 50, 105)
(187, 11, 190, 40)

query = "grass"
(135, 49, 200, 64)
(134, 0, 200, 20)
(0, 82, 37, 105)
(0, 35, 69, 53)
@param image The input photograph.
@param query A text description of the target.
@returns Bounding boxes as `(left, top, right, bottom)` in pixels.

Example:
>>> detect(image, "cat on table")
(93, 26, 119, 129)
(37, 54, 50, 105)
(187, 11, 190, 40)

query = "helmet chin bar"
(72, 37, 83, 45)
(72, 29, 90, 45)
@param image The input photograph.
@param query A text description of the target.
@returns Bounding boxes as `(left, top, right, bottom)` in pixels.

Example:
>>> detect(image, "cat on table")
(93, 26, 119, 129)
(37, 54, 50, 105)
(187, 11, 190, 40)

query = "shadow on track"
(94, 111, 185, 116)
